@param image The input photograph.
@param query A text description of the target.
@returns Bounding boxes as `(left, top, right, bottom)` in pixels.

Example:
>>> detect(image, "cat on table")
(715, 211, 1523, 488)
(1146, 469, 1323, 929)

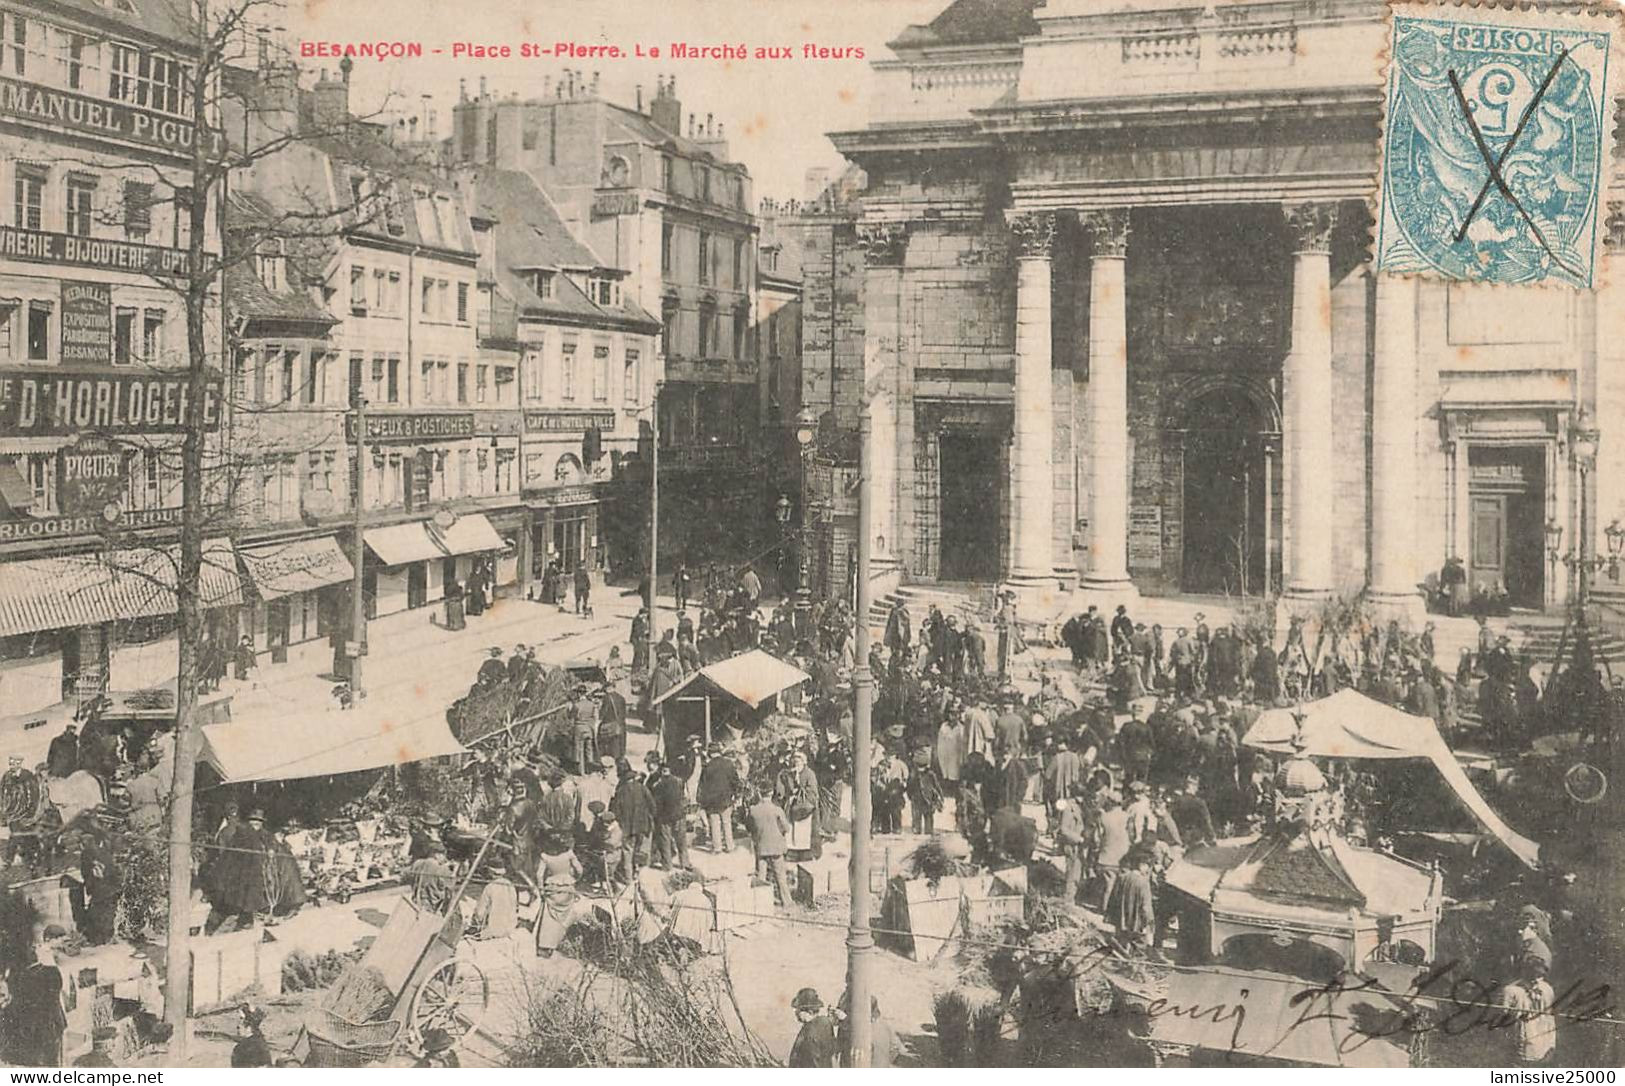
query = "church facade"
(806, 0, 1624, 616)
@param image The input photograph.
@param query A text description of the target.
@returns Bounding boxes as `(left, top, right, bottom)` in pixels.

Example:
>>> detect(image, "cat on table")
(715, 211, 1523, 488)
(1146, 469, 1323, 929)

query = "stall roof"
(199, 708, 466, 783)
(1244, 689, 1540, 867)
(1141, 966, 1411, 1067)
(649, 649, 810, 710)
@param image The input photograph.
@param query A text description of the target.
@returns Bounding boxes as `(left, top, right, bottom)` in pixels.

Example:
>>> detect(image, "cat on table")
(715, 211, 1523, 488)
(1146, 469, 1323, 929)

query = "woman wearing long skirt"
(534, 848, 585, 956)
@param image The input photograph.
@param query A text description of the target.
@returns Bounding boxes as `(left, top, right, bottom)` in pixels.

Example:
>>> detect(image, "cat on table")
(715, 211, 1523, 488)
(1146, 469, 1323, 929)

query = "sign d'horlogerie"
(0, 367, 223, 436)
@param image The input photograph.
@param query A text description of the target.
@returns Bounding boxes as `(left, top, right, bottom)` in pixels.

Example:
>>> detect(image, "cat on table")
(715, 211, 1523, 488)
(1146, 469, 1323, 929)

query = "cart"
(296, 896, 491, 1066)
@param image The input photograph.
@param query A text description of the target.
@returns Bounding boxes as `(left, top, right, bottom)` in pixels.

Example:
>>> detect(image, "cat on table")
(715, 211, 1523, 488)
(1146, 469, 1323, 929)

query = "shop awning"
(649, 649, 810, 710)
(0, 460, 33, 513)
(1138, 966, 1411, 1067)
(429, 513, 505, 556)
(1244, 688, 1541, 868)
(0, 538, 241, 638)
(364, 522, 444, 566)
(238, 535, 355, 600)
(198, 708, 467, 783)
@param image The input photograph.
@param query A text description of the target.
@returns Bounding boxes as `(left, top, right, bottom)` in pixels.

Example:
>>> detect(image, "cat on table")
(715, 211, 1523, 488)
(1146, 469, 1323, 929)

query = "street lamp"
(773, 492, 792, 599)
(794, 406, 818, 632)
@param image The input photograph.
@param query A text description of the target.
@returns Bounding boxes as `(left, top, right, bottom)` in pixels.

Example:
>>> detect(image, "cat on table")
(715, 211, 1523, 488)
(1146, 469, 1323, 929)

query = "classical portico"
(820, 0, 1620, 619)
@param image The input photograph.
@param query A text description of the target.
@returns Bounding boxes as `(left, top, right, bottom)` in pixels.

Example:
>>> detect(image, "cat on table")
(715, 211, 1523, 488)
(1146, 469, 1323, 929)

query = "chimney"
(459, 78, 467, 102)
(591, 70, 600, 96)
(635, 84, 643, 112)
(688, 113, 695, 137)
(650, 73, 680, 135)
(478, 76, 488, 99)
(339, 56, 353, 84)
(312, 68, 350, 130)
(421, 93, 433, 137)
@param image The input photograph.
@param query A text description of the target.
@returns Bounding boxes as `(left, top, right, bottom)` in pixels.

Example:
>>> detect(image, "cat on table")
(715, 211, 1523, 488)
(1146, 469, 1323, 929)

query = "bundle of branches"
(903, 838, 972, 888)
(971, 1001, 1005, 1067)
(0, 888, 39, 975)
(323, 965, 396, 1023)
(281, 948, 361, 993)
(614, 956, 779, 1067)
(505, 969, 619, 1067)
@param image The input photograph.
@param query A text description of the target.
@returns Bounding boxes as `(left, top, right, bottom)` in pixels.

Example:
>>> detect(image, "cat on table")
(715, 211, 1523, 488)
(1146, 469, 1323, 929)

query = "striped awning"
(364, 521, 444, 567)
(0, 537, 242, 637)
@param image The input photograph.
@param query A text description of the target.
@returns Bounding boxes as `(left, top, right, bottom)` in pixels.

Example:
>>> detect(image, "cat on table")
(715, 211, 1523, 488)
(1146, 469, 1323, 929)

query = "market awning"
(1244, 689, 1541, 868)
(238, 535, 354, 599)
(0, 538, 242, 638)
(364, 522, 444, 566)
(198, 708, 467, 783)
(1139, 966, 1411, 1067)
(649, 648, 810, 710)
(428, 512, 505, 556)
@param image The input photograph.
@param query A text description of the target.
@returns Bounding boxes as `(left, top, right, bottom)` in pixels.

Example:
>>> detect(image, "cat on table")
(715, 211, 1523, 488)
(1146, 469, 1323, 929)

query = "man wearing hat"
(478, 647, 507, 686)
(231, 1003, 273, 1067)
(47, 723, 79, 779)
(580, 755, 617, 816)
(469, 861, 518, 941)
(697, 743, 742, 855)
(407, 842, 456, 913)
(415, 1027, 461, 1068)
(787, 988, 837, 1067)
(907, 746, 944, 835)
(610, 762, 655, 875)
(570, 685, 599, 773)
(598, 682, 628, 762)
(73, 1026, 117, 1067)
(79, 820, 125, 944)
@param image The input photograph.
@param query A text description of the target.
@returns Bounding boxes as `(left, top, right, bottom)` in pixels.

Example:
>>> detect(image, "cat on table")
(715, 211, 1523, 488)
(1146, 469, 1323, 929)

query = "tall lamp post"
(794, 406, 818, 633)
(845, 405, 876, 1068)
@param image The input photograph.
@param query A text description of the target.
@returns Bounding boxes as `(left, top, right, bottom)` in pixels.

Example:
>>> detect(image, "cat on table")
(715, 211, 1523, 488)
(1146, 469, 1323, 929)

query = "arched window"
(554, 452, 584, 484)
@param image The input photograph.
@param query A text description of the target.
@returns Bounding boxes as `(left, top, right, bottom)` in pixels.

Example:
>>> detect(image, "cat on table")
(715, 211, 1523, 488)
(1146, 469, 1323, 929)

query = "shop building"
(0, 0, 230, 713)
(814, 0, 1625, 616)
(226, 61, 523, 642)
(458, 166, 660, 589)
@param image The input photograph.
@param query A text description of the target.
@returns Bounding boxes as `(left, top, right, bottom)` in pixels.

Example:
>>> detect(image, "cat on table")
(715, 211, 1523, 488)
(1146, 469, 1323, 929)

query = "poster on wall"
(60, 281, 113, 364)
(1128, 505, 1163, 570)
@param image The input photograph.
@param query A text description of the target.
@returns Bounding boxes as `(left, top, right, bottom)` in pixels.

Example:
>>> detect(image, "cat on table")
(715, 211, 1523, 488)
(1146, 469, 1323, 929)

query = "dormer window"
(587, 275, 617, 306)
(256, 251, 286, 292)
(528, 271, 554, 299)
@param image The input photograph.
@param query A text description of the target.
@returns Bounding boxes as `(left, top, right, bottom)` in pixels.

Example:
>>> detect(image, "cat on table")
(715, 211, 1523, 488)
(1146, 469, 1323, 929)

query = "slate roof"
(891, 0, 1041, 48)
(224, 190, 339, 329)
(471, 167, 659, 333)
(46, 0, 200, 53)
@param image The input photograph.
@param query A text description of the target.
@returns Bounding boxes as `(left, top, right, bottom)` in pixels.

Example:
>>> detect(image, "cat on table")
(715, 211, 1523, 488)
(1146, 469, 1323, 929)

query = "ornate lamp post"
(794, 406, 818, 633)
(1562, 418, 1603, 607)
(773, 492, 792, 598)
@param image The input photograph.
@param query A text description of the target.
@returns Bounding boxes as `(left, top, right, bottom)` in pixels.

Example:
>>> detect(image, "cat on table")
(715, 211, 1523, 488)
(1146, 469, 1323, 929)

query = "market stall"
(647, 649, 809, 752)
(1242, 689, 1541, 867)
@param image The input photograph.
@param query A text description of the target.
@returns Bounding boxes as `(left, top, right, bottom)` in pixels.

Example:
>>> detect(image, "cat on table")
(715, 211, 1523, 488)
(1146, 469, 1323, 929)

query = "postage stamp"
(1376, 2, 1619, 289)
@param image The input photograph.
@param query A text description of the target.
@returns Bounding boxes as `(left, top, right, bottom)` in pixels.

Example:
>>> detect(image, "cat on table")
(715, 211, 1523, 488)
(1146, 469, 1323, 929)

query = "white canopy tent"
(648, 649, 810, 744)
(199, 710, 467, 783)
(1244, 688, 1541, 867)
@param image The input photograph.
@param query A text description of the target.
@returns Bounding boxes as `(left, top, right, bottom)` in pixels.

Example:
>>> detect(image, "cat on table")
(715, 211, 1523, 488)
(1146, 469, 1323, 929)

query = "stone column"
(1077, 208, 1139, 603)
(1282, 201, 1337, 602)
(1007, 210, 1057, 597)
(1368, 272, 1424, 616)
(858, 222, 908, 592)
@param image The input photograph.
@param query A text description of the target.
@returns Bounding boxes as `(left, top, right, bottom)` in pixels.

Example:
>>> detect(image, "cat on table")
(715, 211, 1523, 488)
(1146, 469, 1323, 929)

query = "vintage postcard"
(0, 0, 1620, 1074)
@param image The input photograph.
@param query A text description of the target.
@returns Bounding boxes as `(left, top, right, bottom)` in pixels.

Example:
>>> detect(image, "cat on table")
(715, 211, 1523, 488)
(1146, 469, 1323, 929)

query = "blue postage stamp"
(1376, 3, 1619, 289)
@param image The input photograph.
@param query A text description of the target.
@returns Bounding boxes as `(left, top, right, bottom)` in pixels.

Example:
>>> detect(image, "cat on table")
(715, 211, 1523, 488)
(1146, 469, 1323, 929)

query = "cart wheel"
(408, 957, 489, 1046)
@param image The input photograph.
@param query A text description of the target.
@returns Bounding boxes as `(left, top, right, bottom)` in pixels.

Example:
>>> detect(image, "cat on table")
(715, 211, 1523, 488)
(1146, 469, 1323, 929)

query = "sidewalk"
(214, 585, 669, 737)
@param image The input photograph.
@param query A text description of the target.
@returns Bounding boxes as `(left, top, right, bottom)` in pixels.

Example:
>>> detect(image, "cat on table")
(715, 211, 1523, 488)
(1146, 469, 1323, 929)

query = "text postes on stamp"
(1376, 3, 1618, 289)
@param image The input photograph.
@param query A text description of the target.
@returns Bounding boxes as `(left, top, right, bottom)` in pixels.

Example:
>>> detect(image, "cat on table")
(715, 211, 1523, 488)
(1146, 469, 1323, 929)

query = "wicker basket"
(301, 1008, 402, 1067)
